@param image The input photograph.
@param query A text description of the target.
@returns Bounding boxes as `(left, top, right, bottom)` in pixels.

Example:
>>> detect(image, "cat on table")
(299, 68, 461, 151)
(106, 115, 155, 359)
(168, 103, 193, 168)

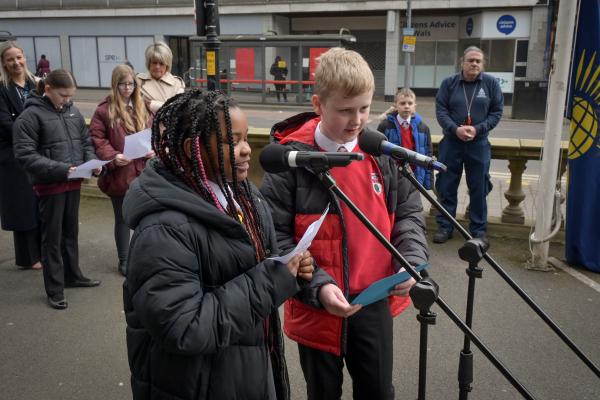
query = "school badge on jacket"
(371, 172, 383, 195)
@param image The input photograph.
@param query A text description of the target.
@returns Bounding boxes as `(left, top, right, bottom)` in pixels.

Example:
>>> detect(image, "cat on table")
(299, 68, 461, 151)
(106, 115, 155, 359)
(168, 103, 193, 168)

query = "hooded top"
(122, 159, 298, 400)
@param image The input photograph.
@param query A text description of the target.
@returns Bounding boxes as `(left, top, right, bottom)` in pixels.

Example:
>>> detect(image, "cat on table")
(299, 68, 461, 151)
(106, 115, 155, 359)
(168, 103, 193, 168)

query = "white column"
(384, 10, 400, 99)
(529, 0, 578, 270)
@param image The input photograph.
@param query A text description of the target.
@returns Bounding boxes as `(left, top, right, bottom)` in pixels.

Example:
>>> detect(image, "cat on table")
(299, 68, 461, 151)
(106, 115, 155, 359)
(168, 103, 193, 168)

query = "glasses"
(118, 82, 136, 88)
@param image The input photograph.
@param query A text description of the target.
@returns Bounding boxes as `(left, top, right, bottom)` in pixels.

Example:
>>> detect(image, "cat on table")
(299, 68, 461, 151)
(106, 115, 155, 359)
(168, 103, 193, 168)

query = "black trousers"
(298, 298, 395, 400)
(13, 227, 41, 267)
(110, 195, 130, 264)
(275, 83, 287, 101)
(39, 190, 84, 297)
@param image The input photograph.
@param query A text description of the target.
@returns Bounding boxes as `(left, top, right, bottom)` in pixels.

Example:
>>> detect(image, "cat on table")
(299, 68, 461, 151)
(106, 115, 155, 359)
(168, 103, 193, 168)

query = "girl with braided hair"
(122, 88, 314, 400)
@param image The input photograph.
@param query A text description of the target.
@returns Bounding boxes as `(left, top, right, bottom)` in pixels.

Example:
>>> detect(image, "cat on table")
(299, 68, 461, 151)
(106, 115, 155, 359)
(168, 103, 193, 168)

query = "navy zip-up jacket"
(436, 72, 503, 141)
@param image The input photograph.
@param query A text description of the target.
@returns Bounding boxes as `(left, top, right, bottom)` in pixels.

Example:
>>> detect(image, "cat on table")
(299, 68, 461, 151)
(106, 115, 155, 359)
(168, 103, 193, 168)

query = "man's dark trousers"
(435, 136, 492, 236)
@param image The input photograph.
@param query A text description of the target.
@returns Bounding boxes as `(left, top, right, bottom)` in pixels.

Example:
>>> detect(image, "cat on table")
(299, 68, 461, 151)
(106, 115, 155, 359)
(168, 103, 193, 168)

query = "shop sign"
(497, 15, 517, 35)
(466, 17, 474, 36)
(481, 10, 531, 38)
(487, 72, 514, 93)
(399, 16, 459, 40)
(402, 36, 416, 52)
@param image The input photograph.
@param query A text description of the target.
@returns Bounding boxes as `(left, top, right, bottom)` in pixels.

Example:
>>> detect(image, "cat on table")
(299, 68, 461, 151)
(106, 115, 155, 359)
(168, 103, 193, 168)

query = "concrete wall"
(526, 4, 549, 80)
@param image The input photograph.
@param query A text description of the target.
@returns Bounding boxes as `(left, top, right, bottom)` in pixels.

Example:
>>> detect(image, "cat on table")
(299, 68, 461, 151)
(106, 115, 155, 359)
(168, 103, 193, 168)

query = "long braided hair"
(151, 88, 267, 261)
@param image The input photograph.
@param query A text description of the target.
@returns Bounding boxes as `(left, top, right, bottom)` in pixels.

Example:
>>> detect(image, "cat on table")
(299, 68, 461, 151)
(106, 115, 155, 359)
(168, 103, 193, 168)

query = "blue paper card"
(351, 264, 429, 306)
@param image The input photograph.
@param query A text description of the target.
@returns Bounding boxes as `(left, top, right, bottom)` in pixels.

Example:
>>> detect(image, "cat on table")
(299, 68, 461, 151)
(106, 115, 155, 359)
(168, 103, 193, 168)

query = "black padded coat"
(0, 80, 38, 231)
(12, 93, 95, 185)
(122, 160, 299, 400)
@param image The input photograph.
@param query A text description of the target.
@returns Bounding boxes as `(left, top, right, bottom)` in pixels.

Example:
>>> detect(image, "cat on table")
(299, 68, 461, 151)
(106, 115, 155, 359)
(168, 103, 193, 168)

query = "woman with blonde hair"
(137, 41, 184, 113)
(90, 64, 153, 275)
(0, 40, 41, 270)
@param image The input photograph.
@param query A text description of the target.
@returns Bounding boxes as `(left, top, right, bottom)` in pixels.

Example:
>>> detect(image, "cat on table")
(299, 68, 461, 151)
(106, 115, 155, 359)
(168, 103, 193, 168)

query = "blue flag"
(565, 0, 600, 272)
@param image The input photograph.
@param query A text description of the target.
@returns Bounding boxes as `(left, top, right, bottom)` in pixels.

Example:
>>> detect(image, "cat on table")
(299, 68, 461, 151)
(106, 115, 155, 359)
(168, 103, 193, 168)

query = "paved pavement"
(1, 196, 600, 400)
(2, 89, 598, 399)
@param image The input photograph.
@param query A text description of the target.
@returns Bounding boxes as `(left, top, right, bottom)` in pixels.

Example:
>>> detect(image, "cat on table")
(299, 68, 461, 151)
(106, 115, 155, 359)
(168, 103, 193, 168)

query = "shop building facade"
(0, 0, 549, 102)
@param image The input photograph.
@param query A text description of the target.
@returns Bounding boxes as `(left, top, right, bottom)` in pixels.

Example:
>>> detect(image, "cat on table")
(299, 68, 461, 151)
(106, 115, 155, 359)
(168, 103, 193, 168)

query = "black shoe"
(65, 277, 101, 288)
(48, 294, 68, 310)
(433, 230, 453, 244)
(472, 232, 490, 248)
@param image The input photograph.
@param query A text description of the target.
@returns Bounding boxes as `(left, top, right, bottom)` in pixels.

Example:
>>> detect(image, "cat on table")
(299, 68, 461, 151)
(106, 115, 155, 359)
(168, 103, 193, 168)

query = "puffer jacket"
(122, 159, 299, 400)
(260, 112, 429, 356)
(89, 96, 152, 196)
(12, 93, 96, 185)
(376, 111, 433, 189)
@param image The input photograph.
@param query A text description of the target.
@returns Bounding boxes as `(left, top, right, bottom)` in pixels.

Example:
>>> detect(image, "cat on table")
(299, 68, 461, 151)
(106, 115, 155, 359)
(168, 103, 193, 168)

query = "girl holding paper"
(13, 69, 101, 310)
(122, 89, 315, 400)
(90, 64, 152, 276)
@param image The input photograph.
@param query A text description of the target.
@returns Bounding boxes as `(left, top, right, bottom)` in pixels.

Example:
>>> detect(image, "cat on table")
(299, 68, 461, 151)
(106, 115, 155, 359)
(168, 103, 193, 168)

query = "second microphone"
(260, 143, 364, 173)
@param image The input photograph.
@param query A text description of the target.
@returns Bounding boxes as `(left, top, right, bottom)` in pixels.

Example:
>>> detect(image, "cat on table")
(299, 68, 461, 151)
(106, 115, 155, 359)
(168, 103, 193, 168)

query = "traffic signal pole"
(195, 0, 221, 90)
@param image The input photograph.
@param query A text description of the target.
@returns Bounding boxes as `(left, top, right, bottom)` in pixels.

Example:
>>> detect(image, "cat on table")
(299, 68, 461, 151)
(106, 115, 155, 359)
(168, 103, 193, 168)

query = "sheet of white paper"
(68, 159, 111, 179)
(123, 128, 152, 160)
(269, 205, 330, 264)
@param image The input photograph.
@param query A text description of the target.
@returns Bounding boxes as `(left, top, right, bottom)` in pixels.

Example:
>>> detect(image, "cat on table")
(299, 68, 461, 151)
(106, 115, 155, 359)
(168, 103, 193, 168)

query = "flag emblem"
(568, 50, 599, 159)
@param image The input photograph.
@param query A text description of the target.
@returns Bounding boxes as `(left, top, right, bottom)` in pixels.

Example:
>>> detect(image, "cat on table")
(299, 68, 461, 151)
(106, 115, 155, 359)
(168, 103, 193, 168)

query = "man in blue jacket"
(434, 46, 503, 244)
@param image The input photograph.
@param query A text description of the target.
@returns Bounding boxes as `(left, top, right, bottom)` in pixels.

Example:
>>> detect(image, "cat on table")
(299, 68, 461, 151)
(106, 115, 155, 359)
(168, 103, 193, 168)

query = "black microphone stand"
(310, 165, 537, 400)
(393, 159, 600, 394)
(409, 270, 439, 400)
(457, 238, 488, 400)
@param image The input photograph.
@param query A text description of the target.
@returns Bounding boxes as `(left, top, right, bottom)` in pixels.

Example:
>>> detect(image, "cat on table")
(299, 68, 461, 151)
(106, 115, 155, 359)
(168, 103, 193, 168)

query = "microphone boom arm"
(396, 160, 600, 379)
(313, 168, 537, 400)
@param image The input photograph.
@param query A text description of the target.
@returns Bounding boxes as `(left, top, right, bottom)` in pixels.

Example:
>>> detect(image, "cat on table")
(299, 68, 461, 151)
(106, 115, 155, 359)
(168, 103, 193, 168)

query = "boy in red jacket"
(261, 48, 428, 399)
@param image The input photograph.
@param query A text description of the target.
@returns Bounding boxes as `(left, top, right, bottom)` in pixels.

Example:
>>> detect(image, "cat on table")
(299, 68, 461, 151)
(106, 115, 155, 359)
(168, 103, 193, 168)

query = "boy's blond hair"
(395, 87, 416, 102)
(314, 47, 374, 103)
(379, 87, 417, 120)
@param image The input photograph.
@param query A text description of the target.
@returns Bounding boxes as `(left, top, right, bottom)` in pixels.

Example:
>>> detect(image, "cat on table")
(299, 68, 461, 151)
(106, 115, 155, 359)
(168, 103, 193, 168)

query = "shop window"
(415, 41, 436, 65)
(412, 41, 435, 87)
(435, 41, 457, 86)
(398, 40, 460, 88)
(70, 37, 99, 87)
(488, 40, 515, 72)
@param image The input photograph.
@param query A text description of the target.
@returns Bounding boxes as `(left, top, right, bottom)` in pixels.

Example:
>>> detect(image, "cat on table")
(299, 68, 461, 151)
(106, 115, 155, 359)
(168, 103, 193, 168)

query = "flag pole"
(529, 0, 579, 270)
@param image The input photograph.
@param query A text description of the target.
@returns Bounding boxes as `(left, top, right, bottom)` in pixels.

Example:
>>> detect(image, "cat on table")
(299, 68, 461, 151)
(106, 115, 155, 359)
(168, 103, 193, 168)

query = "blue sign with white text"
(466, 17, 473, 36)
(497, 15, 516, 35)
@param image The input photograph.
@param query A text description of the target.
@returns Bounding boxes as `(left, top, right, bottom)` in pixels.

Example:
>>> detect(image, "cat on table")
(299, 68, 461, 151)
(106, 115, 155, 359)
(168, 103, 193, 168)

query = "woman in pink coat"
(90, 64, 152, 275)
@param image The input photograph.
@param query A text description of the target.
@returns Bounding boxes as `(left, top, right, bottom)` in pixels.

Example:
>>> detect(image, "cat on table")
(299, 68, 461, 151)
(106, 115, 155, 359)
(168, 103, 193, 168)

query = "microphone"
(359, 128, 447, 172)
(260, 143, 364, 173)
